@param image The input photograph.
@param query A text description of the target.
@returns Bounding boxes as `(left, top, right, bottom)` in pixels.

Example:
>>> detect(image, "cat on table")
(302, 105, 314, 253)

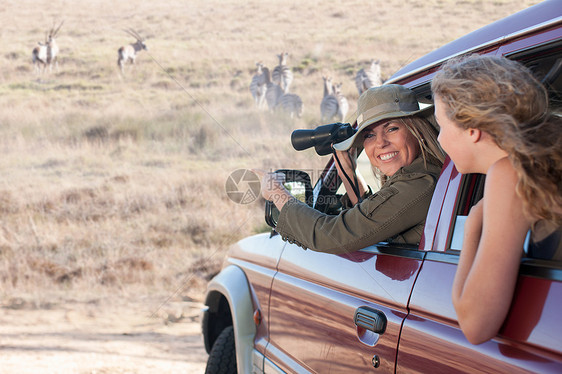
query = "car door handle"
(354, 307, 387, 334)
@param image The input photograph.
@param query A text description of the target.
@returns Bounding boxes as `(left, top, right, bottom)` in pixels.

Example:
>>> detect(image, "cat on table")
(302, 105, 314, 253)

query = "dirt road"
(0, 299, 208, 373)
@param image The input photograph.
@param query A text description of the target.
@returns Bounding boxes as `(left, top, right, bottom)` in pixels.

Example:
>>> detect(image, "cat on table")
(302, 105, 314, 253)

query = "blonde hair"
(432, 54, 562, 225)
(372, 115, 445, 183)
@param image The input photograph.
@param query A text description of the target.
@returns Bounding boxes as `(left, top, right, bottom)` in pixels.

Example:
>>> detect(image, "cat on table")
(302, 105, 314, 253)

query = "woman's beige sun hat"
(333, 84, 433, 151)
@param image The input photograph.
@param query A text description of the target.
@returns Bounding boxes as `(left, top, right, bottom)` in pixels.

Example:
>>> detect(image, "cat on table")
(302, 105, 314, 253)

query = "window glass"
(449, 216, 467, 251)
(336, 150, 381, 196)
(447, 161, 486, 252)
(511, 42, 562, 115)
(357, 151, 381, 192)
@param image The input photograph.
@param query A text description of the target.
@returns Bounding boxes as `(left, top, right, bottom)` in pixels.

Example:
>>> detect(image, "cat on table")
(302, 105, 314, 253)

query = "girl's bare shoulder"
(487, 157, 518, 187)
(483, 157, 522, 213)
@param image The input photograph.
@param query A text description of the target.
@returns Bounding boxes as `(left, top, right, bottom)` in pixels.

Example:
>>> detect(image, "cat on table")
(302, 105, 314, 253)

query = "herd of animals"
(31, 22, 148, 75)
(30, 24, 383, 123)
(250, 53, 383, 121)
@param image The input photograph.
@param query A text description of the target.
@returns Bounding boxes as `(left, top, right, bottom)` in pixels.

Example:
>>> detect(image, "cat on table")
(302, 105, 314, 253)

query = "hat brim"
(333, 103, 434, 151)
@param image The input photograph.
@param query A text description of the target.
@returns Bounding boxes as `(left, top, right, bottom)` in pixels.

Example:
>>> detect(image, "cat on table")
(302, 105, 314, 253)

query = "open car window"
(446, 39, 562, 255)
(336, 150, 381, 196)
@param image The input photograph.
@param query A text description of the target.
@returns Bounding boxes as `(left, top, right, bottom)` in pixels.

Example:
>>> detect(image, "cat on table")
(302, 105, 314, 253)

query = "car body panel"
(203, 265, 257, 373)
(419, 157, 457, 251)
(398, 255, 562, 373)
(227, 233, 287, 355)
(267, 245, 424, 372)
(428, 160, 463, 252)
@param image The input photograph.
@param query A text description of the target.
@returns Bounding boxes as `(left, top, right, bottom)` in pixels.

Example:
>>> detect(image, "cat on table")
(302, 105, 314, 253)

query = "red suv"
(202, 2, 562, 373)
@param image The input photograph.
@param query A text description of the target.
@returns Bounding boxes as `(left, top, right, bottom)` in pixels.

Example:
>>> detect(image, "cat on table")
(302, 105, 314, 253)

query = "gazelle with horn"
(32, 21, 63, 74)
(46, 21, 64, 73)
(117, 29, 148, 73)
(32, 38, 48, 74)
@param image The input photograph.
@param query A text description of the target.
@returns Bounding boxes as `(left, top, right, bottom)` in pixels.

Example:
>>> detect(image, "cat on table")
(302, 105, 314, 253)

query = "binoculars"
(291, 122, 356, 156)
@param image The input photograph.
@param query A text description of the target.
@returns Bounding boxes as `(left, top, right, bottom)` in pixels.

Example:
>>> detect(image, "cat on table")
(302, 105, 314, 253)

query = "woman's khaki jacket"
(275, 157, 442, 254)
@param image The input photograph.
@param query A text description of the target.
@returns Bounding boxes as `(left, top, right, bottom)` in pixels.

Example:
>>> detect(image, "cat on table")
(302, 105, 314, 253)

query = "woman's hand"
(334, 149, 357, 178)
(252, 169, 294, 210)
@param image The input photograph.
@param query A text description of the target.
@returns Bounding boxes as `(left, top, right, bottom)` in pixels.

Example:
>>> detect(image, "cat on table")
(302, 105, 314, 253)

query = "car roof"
(386, 0, 562, 85)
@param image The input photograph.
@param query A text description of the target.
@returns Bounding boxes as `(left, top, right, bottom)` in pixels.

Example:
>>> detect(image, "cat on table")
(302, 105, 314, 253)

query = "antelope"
(320, 76, 339, 122)
(355, 59, 382, 95)
(32, 21, 63, 74)
(272, 52, 293, 93)
(249, 62, 267, 109)
(32, 39, 48, 74)
(46, 21, 64, 73)
(118, 29, 148, 73)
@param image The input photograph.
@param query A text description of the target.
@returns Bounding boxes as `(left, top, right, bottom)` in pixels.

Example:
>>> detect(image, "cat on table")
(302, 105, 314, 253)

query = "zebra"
(263, 67, 283, 111)
(278, 93, 304, 118)
(355, 59, 382, 95)
(272, 52, 293, 93)
(320, 76, 339, 122)
(249, 62, 267, 109)
(333, 82, 349, 122)
(322, 75, 333, 97)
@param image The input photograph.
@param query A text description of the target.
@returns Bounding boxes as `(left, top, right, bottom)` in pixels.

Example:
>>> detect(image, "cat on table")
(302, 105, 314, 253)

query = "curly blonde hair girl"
(431, 55, 562, 225)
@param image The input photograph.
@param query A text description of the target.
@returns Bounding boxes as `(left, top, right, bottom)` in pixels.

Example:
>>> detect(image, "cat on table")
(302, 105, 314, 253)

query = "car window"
(447, 40, 562, 256)
(509, 39, 562, 115)
(447, 173, 485, 252)
(336, 150, 381, 196)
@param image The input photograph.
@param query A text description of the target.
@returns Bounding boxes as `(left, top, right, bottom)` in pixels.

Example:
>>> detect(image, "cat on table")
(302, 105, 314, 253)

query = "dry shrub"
(26, 257, 83, 284)
(152, 80, 176, 90)
(111, 128, 140, 142)
(97, 257, 154, 286)
(110, 175, 130, 184)
(60, 187, 97, 204)
(188, 255, 224, 281)
(83, 126, 109, 142)
(181, 219, 211, 247)
(0, 191, 20, 214)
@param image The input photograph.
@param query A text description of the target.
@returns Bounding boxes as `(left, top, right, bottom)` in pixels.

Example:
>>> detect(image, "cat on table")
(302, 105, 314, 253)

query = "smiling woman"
(362, 121, 420, 176)
(258, 85, 445, 254)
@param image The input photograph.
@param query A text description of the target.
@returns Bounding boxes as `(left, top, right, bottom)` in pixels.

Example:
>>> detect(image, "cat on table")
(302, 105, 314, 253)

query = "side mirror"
(265, 169, 313, 228)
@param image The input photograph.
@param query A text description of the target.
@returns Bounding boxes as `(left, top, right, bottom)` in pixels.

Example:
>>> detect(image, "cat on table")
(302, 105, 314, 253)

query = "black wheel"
(205, 325, 237, 374)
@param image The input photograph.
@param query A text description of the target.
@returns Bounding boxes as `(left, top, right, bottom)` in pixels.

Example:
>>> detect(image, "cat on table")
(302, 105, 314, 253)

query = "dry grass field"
(0, 0, 541, 371)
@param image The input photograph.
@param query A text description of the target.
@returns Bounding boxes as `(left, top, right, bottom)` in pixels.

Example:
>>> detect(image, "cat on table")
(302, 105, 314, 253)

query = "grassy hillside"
(0, 0, 540, 304)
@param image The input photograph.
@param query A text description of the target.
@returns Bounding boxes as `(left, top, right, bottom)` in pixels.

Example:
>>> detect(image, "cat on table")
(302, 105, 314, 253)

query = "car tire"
(205, 325, 237, 374)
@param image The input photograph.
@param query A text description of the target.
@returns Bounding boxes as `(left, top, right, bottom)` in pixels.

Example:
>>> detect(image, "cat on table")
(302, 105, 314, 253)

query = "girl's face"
(362, 120, 420, 176)
(434, 95, 474, 174)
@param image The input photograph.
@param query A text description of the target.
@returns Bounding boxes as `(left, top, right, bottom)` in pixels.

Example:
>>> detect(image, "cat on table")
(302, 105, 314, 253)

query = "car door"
(262, 162, 429, 373)
(266, 242, 425, 373)
(396, 170, 562, 373)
